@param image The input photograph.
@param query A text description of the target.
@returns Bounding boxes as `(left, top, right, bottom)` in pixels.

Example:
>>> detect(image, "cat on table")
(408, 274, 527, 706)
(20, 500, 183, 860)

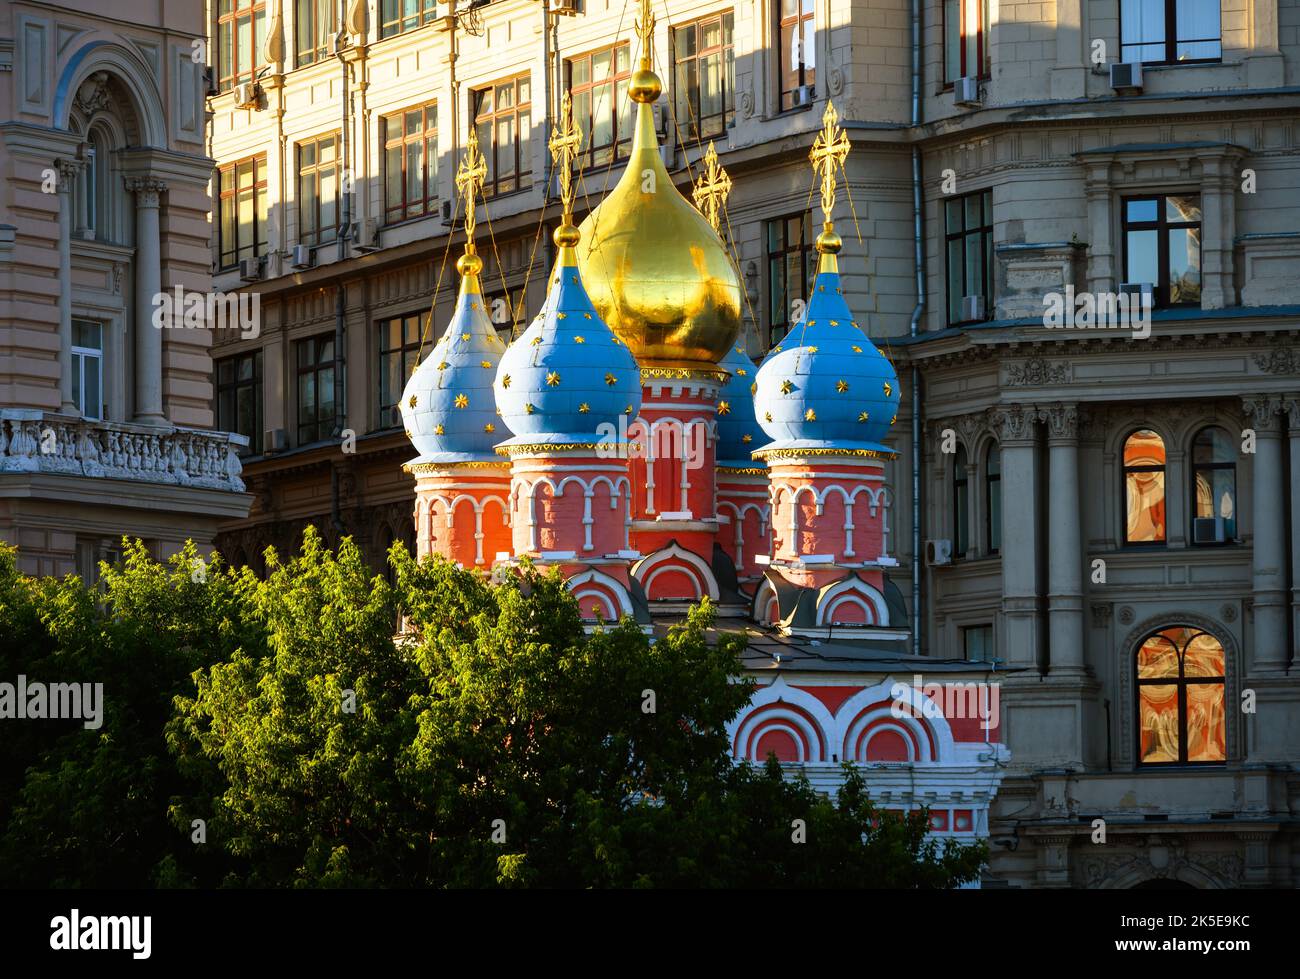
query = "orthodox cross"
(455, 125, 488, 244)
(692, 141, 732, 233)
(809, 101, 850, 226)
(634, 0, 656, 68)
(548, 91, 583, 223)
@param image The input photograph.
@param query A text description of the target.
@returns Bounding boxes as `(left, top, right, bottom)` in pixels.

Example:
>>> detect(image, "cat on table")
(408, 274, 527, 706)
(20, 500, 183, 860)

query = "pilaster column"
(1082, 162, 1115, 297)
(127, 177, 167, 426)
(991, 404, 1041, 669)
(1198, 152, 1240, 311)
(1242, 395, 1287, 674)
(56, 159, 81, 414)
(1042, 403, 1085, 674)
(1285, 394, 1300, 668)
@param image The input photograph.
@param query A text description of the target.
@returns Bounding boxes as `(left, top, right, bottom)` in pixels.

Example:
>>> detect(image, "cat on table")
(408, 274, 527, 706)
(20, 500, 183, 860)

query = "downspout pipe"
(332, 6, 352, 539)
(908, 0, 925, 656)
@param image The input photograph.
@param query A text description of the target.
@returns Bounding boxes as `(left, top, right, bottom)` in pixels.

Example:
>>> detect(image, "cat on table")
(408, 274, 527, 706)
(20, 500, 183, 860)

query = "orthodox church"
(399, 3, 1007, 854)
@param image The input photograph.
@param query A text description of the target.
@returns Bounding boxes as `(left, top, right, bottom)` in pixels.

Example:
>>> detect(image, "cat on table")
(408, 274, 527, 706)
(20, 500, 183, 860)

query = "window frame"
(985, 443, 1001, 555)
(216, 349, 264, 455)
(381, 102, 439, 225)
(961, 623, 995, 663)
(953, 444, 970, 558)
(377, 312, 426, 430)
(295, 0, 336, 67)
(1122, 428, 1168, 547)
(379, 0, 440, 39)
(944, 188, 994, 326)
(297, 132, 341, 247)
(295, 333, 338, 445)
(1189, 425, 1237, 546)
(672, 12, 736, 143)
(1135, 627, 1227, 767)
(1119, 0, 1222, 67)
(765, 211, 816, 345)
(943, 0, 991, 85)
(217, 0, 267, 92)
(776, 0, 816, 113)
(471, 75, 533, 199)
(1121, 193, 1203, 309)
(216, 153, 269, 270)
(565, 44, 633, 170)
(71, 319, 104, 422)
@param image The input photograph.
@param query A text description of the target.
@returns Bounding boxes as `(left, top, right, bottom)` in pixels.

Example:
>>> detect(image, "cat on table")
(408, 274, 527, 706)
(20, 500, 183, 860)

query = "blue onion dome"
(715, 342, 765, 466)
(400, 250, 508, 464)
(753, 230, 901, 455)
(493, 225, 641, 448)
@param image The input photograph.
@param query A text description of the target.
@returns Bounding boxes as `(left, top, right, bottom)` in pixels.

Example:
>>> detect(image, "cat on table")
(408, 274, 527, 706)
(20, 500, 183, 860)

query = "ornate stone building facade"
(0, 0, 250, 576)
(206, 0, 1299, 886)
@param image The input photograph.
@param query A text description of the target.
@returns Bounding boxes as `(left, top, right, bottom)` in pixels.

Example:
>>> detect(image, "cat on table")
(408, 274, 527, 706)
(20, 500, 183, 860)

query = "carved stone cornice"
(1039, 403, 1079, 442)
(1253, 346, 1300, 375)
(989, 403, 1037, 445)
(55, 157, 81, 191)
(1005, 357, 1069, 387)
(1241, 394, 1284, 434)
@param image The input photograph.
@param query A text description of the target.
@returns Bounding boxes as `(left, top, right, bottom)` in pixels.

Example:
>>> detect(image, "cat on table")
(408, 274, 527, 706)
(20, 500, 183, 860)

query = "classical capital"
(1039, 402, 1079, 442)
(124, 176, 168, 206)
(989, 403, 1037, 444)
(55, 158, 82, 191)
(1283, 394, 1300, 431)
(1241, 394, 1284, 434)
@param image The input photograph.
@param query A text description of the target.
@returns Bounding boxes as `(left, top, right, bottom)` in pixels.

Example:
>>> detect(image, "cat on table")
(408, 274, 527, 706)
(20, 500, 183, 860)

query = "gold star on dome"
(780, 380, 793, 394)
(434, 423, 445, 435)
(525, 403, 536, 414)
(836, 380, 849, 393)
(624, 405, 634, 415)
(530, 336, 543, 346)
(890, 414, 898, 425)
(484, 423, 495, 433)
(804, 408, 817, 421)
(858, 411, 870, 422)
(579, 403, 590, 413)
(461, 333, 470, 342)
(808, 346, 819, 353)
(852, 345, 862, 353)
(737, 368, 747, 376)
(735, 346, 744, 355)
(574, 336, 585, 344)
(583, 312, 592, 319)
(470, 302, 480, 311)
(501, 374, 511, 388)
(830, 320, 840, 327)
(437, 361, 449, 370)
(408, 395, 418, 408)
(883, 381, 893, 397)
(717, 401, 731, 415)
(546, 371, 561, 386)
(571, 275, 579, 285)
(773, 345, 783, 353)
(764, 411, 772, 422)
(556, 312, 567, 320)
(807, 321, 816, 327)
(742, 433, 752, 443)
(454, 394, 468, 408)
(404, 429, 411, 438)
(604, 373, 617, 385)
(750, 382, 757, 395)
(481, 360, 492, 368)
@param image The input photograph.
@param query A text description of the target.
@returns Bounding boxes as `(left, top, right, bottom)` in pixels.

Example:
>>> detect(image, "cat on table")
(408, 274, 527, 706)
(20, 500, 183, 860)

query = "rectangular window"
(483, 287, 527, 341)
(766, 212, 815, 344)
(71, 319, 103, 421)
(566, 45, 633, 169)
(1122, 194, 1202, 308)
(217, 350, 264, 454)
(1121, 0, 1221, 65)
(673, 13, 735, 143)
(382, 103, 438, 224)
(297, 133, 340, 246)
(944, 0, 991, 83)
(380, 0, 440, 39)
(296, 0, 336, 67)
(216, 154, 269, 270)
(217, 0, 267, 91)
(777, 0, 816, 111)
(378, 313, 426, 429)
(296, 334, 337, 444)
(962, 624, 994, 662)
(945, 189, 994, 325)
(472, 75, 532, 198)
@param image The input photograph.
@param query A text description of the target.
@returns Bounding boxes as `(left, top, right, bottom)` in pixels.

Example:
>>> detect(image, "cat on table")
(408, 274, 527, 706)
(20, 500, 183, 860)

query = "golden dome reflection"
(576, 69, 741, 369)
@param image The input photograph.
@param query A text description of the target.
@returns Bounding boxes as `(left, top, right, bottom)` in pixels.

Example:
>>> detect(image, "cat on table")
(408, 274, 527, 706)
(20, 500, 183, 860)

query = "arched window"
(985, 444, 1001, 555)
(1190, 426, 1236, 545)
(1123, 429, 1166, 544)
(1136, 627, 1225, 765)
(953, 445, 969, 558)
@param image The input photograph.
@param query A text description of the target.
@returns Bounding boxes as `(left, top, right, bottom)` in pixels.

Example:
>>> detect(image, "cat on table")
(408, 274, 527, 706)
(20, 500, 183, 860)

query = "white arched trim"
(728, 677, 835, 763)
(566, 568, 634, 619)
(632, 543, 720, 601)
(817, 577, 889, 627)
(835, 679, 957, 765)
(55, 41, 166, 146)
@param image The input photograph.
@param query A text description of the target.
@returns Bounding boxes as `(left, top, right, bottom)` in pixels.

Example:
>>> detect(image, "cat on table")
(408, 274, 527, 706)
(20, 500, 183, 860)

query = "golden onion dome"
(576, 64, 741, 370)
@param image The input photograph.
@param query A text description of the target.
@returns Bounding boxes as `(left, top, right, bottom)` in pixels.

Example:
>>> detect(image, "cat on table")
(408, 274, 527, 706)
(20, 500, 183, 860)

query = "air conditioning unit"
(263, 428, 289, 455)
(238, 256, 263, 282)
(290, 244, 315, 269)
(925, 539, 953, 566)
(550, 0, 581, 14)
(1109, 62, 1143, 91)
(1192, 517, 1229, 544)
(954, 76, 982, 107)
(352, 217, 380, 251)
(790, 84, 814, 108)
(960, 294, 986, 321)
(233, 82, 259, 109)
(659, 143, 676, 170)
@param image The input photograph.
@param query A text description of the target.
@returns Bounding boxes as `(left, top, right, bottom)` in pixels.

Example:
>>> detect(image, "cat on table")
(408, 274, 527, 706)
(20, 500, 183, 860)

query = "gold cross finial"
(692, 142, 732, 233)
(548, 91, 583, 223)
(634, 0, 656, 69)
(809, 101, 851, 227)
(455, 125, 488, 245)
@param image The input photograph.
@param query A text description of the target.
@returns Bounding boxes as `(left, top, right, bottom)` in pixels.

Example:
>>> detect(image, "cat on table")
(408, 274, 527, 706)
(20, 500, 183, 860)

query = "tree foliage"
(0, 531, 985, 889)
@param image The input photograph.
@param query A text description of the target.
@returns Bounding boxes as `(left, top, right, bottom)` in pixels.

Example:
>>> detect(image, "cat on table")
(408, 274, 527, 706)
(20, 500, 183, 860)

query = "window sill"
(382, 211, 441, 231)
